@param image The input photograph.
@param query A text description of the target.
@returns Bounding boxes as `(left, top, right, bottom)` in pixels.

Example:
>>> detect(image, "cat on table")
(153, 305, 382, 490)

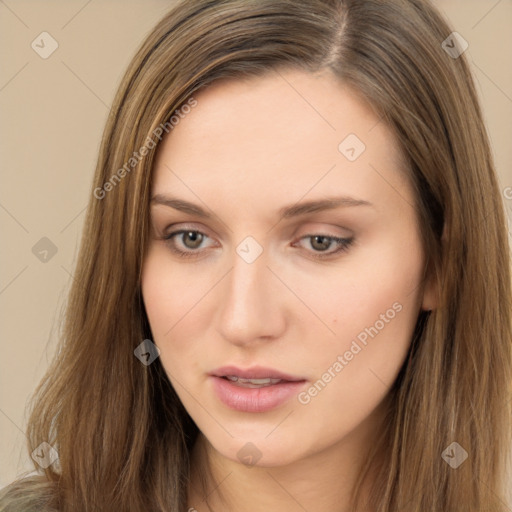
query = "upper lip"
(210, 365, 306, 382)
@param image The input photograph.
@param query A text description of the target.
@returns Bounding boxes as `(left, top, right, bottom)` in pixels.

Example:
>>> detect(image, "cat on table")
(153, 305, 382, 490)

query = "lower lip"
(210, 376, 306, 413)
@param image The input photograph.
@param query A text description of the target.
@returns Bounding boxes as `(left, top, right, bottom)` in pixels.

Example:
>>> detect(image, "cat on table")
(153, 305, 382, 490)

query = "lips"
(209, 365, 307, 412)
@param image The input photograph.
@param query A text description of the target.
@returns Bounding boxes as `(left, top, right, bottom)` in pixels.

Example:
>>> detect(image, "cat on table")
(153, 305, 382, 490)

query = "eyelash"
(160, 229, 354, 260)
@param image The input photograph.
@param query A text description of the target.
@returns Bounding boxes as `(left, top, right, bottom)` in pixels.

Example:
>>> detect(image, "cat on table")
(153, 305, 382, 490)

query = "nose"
(215, 243, 287, 347)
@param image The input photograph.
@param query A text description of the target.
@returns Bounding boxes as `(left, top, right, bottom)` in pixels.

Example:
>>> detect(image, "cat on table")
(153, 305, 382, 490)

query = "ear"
(420, 226, 446, 312)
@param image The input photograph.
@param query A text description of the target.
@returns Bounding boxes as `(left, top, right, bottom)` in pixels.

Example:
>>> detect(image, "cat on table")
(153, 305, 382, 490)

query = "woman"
(1, 0, 511, 510)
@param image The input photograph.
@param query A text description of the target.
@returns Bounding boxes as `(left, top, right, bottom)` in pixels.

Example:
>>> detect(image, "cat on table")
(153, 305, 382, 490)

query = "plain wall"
(1, 0, 511, 490)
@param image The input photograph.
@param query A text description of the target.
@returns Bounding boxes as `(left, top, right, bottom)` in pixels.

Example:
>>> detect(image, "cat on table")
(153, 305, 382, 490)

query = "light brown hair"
(1, 0, 511, 510)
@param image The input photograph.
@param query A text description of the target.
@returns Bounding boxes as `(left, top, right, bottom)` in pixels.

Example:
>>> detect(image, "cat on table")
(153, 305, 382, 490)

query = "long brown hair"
(1, 0, 511, 510)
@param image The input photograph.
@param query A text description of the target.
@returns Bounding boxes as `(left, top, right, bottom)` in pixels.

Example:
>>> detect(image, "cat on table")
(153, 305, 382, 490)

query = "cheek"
(299, 232, 424, 390)
(290, 272, 420, 454)
(141, 247, 206, 367)
(142, 246, 205, 336)
(302, 240, 423, 347)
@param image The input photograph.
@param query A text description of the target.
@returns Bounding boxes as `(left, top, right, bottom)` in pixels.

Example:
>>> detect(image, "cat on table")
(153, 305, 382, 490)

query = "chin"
(208, 434, 304, 469)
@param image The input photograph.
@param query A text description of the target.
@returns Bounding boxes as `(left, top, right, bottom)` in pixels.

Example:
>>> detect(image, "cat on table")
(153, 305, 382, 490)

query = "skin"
(141, 67, 437, 512)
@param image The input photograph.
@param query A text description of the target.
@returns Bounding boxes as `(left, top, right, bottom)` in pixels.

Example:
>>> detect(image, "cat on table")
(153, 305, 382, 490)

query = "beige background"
(1, 0, 511, 489)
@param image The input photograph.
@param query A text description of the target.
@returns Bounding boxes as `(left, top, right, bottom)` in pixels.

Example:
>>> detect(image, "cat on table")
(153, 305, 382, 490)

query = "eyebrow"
(151, 194, 373, 219)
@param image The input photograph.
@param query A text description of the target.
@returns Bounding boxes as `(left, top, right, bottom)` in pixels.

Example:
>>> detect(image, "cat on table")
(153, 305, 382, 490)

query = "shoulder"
(0, 473, 59, 512)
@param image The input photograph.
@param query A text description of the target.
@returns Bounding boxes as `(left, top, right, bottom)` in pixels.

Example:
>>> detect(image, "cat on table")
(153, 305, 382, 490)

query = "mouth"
(210, 365, 305, 381)
(209, 366, 307, 412)
(221, 375, 285, 388)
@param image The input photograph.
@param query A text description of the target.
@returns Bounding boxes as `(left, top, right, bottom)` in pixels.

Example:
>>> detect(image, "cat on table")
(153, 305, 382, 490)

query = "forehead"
(151, 68, 412, 216)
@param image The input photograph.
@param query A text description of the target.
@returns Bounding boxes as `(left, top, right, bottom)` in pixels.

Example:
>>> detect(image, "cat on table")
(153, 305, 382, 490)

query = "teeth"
(225, 376, 282, 387)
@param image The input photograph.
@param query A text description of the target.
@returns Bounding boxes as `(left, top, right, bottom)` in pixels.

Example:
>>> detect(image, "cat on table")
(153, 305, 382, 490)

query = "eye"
(294, 234, 354, 259)
(160, 228, 354, 260)
(162, 229, 214, 258)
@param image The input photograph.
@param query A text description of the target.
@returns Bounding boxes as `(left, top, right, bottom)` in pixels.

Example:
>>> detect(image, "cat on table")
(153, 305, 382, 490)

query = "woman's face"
(141, 68, 436, 467)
